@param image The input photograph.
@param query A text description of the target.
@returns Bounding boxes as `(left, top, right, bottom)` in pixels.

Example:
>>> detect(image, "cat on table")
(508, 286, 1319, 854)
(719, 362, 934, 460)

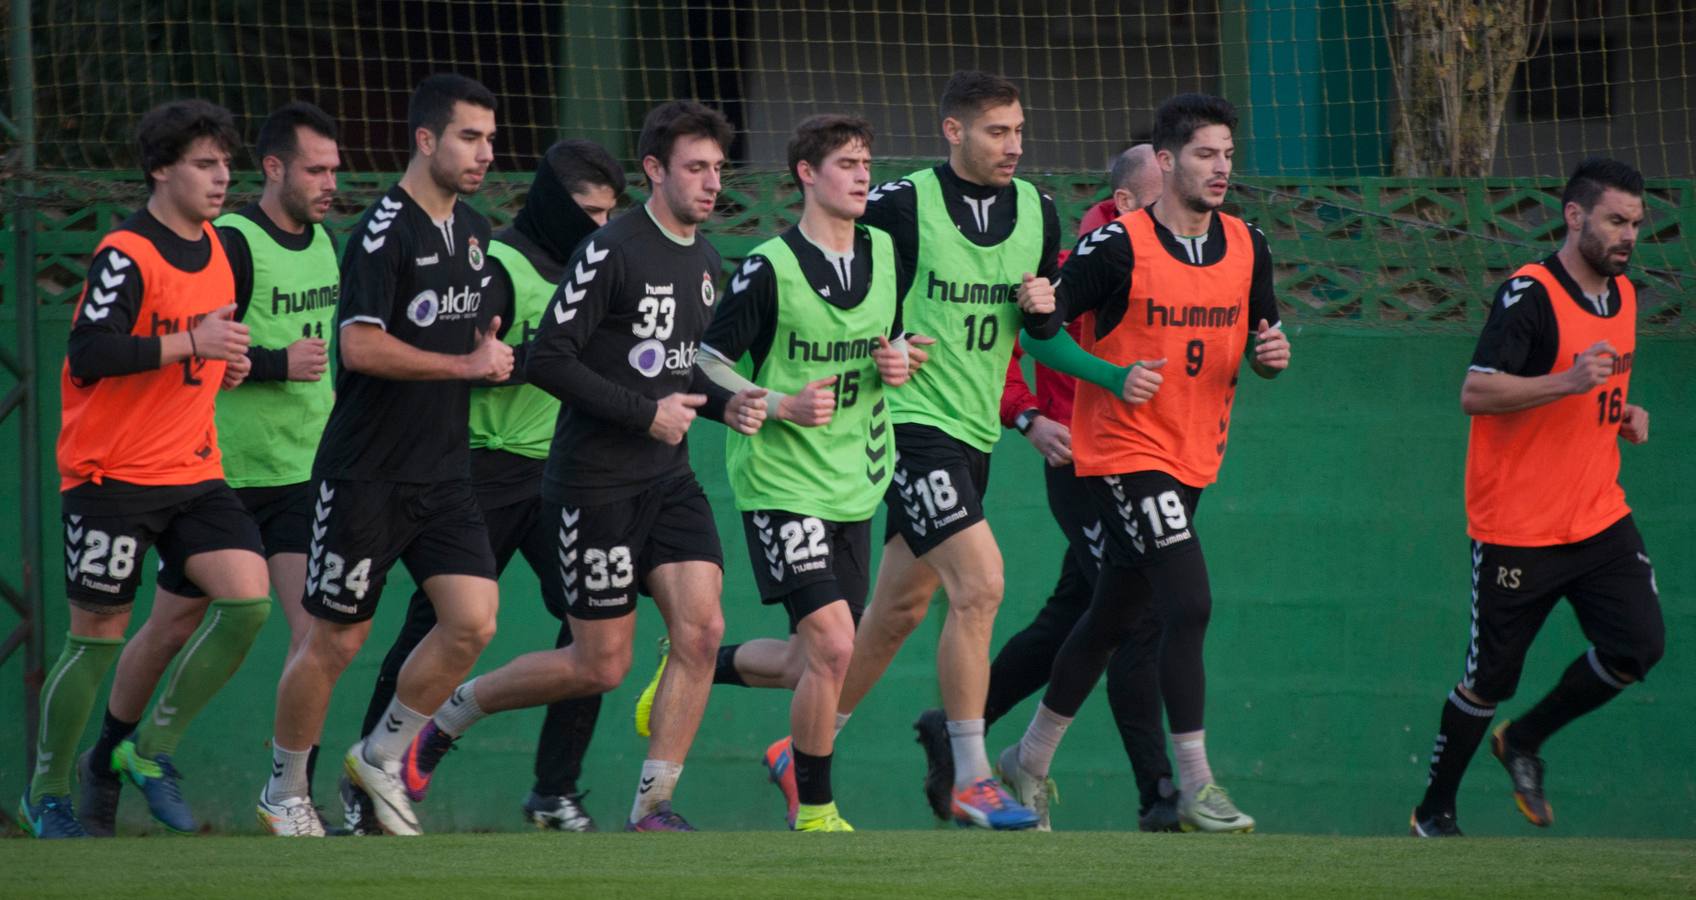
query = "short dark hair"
(636, 100, 733, 175)
(408, 73, 497, 152)
(939, 71, 1020, 124)
(1150, 93, 1238, 157)
(1562, 157, 1645, 211)
(136, 99, 240, 191)
(545, 139, 627, 198)
(787, 114, 875, 190)
(255, 101, 338, 166)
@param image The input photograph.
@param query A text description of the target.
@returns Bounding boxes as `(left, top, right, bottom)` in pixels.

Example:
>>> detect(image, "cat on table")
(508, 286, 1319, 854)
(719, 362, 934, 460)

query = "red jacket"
(999, 198, 1118, 430)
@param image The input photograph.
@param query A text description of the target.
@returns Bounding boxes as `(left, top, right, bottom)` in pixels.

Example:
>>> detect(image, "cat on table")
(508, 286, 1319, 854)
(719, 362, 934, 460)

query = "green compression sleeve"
(1018, 327, 1133, 394)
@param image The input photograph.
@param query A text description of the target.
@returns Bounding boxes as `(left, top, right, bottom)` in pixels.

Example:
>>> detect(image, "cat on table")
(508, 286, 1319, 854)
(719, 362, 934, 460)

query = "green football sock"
(133, 598, 271, 759)
(29, 632, 124, 802)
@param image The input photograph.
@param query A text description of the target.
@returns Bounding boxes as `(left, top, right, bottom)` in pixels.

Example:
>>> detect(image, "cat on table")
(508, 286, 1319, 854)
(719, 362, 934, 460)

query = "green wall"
(2, 329, 1692, 837)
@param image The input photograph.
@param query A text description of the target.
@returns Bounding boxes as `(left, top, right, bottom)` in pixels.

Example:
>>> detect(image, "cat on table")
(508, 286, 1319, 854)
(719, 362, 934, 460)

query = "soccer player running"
(1409, 158, 1661, 838)
(1007, 93, 1288, 834)
(24, 100, 272, 838)
(766, 71, 1062, 830)
(343, 139, 626, 835)
(678, 114, 919, 831)
(915, 144, 1182, 832)
(260, 74, 511, 837)
(402, 101, 765, 833)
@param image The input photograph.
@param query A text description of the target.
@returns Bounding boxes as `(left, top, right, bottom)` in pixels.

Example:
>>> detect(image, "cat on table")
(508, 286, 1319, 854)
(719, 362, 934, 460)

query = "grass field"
(3, 831, 1692, 898)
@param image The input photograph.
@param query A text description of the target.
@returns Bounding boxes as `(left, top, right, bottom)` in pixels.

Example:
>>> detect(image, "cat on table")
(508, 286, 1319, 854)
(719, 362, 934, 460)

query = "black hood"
(499, 155, 602, 283)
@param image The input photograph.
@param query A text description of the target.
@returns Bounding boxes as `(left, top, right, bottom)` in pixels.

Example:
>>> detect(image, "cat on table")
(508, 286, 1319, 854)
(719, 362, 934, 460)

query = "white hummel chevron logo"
(1082, 522, 1102, 541)
(374, 208, 398, 222)
(90, 287, 117, 307)
(735, 258, 765, 291)
(319, 482, 336, 502)
(367, 218, 393, 234)
(866, 180, 908, 203)
(99, 268, 126, 289)
(67, 523, 85, 542)
(152, 702, 178, 729)
(312, 521, 328, 542)
(82, 305, 111, 321)
(764, 544, 781, 563)
(363, 235, 386, 253)
(1502, 278, 1534, 308)
(562, 568, 577, 587)
(1075, 223, 1122, 257)
(554, 284, 585, 323)
(381, 196, 403, 211)
(752, 512, 770, 528)
(583, 241, 608, 264)
(561, 508, 580, 527)
(314, 502, 330, 522)
(560, 549, 577, 568)
(107, 252, 131, 270)
(565, 588, 579, 607)
(574, 261, 596, 284)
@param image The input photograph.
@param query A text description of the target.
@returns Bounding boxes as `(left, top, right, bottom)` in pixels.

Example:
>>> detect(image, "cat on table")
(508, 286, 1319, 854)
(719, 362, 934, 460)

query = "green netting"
(2, 1, 1692, 331)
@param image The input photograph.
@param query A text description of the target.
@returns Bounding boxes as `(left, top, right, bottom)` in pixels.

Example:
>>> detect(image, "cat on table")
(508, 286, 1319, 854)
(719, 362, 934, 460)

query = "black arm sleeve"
(217, 225, 293, 382)
(64, 247, 163, 382)
(689, 366, 733, 423)
(480, 263, 528, 387)
(1469, 279, 1556, 376)
(702, 255, 778, 372)
(525, 247, 659, 433)
(1027, 223, 1134, 338)
(861, 180, 918, 300)
(1037, 194, 1063, 280)
(219, 225, 256, 320)
(1247, 225, 1280, 331)
(246, 346, 290, 382)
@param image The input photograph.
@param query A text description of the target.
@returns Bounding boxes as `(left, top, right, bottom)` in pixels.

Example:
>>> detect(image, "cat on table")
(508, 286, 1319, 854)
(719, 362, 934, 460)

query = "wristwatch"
(1013, 408, 1040, 435)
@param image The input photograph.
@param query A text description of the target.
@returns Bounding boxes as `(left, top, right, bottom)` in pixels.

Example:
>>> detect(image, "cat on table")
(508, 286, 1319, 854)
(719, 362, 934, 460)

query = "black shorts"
(301, 478, 497, 623)
(1083, 470, 1205, 569)
(882, 424, 992, 557)
(61, 482, 263, 612)
(547, 474, 723, 621)
(1462, 515, 1664, 701)
(235, 482, 313, 557)
(742, 511, 871, 633)
(481, 492, 574, 622)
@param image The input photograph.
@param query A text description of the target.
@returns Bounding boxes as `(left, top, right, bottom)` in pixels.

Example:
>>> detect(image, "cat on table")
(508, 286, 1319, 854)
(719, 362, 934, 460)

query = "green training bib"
(725, 227, 897, 520)
(212, 213, 337, 488)
(889, 167, 1042, 451)
(470, 241, 561, 460)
